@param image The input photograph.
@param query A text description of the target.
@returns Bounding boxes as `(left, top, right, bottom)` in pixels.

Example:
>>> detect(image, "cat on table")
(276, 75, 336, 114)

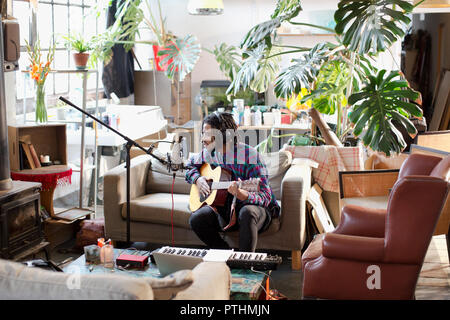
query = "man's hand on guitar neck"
(196, 176, 211, 198)
(228, 179, 249, 201)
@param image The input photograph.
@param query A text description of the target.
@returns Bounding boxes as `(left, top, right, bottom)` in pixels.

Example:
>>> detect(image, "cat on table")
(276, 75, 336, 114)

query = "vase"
(35, 84, 47, 124)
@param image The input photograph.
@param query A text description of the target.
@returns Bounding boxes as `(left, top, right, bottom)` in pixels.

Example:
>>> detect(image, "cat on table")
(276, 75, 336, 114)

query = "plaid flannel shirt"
(185, 143, 280, 215)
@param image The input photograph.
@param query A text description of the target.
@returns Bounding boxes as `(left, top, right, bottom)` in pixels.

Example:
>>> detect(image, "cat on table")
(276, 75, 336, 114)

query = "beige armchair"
(103, 151, 316, 270)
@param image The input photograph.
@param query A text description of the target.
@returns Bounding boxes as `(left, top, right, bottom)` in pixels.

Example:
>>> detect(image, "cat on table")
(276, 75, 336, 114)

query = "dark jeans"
(189, 198, 271, 252)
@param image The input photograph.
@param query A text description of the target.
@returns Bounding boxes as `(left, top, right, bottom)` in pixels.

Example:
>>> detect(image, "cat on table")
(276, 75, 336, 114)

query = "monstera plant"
(224, 0, 426, 156)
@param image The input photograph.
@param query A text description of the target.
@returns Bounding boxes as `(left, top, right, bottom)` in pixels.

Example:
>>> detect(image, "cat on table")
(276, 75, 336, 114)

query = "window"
(13, 0, 106, 112)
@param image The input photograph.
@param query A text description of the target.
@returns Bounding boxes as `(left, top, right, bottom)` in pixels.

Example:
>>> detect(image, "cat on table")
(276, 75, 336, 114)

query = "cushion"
(0, 259, 153, 300)
(146, 156, 191, 195)
(144, 269, 194, 300)
(260, 150, 293, 200)
(121, 193, 192, 228)
(173, 262, 231, 300)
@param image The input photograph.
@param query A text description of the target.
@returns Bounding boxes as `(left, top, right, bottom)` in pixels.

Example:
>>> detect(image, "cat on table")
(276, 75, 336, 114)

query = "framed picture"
(307, 183, 335, 233)
(429, 69, 450, 131)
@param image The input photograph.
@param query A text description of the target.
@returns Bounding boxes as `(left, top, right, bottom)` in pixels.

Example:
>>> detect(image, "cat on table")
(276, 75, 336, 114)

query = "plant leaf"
(274, 43, 330, 98)
(334, 0, 414, 55)
(348, 69, 422, 156)
(241, 0, 302, 51)
(227, 44, 266, 95)
(158, 35, 201, 82)
(250, 46, 282, 93)
(210, 43, 242, 81)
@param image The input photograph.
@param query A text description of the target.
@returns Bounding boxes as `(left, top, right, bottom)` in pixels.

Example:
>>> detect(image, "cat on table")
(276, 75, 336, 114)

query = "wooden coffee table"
(63, 248, 269, 300)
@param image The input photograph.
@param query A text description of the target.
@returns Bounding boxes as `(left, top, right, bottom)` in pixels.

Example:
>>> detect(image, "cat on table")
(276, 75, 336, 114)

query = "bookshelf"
(8, 123, 67, 171)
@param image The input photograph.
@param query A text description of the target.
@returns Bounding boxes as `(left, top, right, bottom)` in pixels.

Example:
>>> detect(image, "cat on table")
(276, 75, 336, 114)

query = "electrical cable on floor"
(250, 266, 287, 300)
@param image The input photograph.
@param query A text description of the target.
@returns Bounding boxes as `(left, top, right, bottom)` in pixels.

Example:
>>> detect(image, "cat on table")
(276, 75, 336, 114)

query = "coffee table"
(63, 248, 269, 300)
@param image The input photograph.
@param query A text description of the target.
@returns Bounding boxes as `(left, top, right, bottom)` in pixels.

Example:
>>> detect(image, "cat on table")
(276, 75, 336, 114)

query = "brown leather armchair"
(301, 154, 450, 300)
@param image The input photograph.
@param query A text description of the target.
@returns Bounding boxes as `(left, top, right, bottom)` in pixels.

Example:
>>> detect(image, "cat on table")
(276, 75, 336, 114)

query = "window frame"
(13, 0, 104, 113)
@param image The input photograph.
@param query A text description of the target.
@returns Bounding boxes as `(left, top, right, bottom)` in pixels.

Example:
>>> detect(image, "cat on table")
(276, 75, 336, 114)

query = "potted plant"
(62, 33, 93, 69)
(106, 0, 201, 82)
(223, 0, 427, 156)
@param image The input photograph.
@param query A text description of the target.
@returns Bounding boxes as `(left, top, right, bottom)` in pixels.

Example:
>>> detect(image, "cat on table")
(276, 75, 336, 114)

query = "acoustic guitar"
(189, 163, 260, 212)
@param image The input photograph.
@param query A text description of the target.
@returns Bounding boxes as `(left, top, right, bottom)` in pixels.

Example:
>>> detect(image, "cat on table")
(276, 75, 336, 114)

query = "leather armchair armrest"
(333, 205, 386, 237)
(322, 233, 385, 263)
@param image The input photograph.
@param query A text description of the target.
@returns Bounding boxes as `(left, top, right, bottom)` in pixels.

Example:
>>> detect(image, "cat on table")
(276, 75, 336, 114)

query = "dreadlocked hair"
(203, 112, 238, 145)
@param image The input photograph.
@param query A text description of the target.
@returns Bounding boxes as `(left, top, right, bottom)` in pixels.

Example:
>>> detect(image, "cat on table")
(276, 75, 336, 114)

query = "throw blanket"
(283, 145, 364, 193)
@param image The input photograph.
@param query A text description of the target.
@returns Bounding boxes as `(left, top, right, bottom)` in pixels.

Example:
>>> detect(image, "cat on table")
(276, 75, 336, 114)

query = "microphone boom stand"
(59, 97, 178, 245)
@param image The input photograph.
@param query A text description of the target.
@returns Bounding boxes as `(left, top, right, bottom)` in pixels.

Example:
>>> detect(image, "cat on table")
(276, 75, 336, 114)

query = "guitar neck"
(210, 179, 259, 191)
(211, 181, 234, 190)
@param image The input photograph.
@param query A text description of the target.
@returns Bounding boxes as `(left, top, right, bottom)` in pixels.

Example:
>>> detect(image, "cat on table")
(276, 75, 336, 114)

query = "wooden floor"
(415, 235, 450, 300)
(42, 204, 449, 300)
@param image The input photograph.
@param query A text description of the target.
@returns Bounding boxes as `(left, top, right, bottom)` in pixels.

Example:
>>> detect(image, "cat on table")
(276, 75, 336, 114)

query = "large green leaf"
(240, 0, 302, 51)
(274, 43, 330, 98)
(348, 69, 422, 156)
(302, 60, 350, 115)
(271, 0, 303, 19)
(250, 46, 282, 93)
(334, 0, 414, 55)
(158, 35, 201, 82)
(210, 43, 242, 81)
(227, 44, 266, 95)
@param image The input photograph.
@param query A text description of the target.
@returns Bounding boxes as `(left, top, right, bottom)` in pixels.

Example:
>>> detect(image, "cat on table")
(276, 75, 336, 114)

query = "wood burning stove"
(0, 181, 46, 260)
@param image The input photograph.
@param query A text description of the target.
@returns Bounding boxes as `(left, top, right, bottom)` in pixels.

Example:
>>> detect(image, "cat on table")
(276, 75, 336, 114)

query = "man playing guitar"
(185, 112, 280, 252)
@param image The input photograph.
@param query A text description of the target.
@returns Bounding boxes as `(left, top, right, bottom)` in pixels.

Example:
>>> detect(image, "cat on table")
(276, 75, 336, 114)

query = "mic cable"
(171, 172, 176, 247)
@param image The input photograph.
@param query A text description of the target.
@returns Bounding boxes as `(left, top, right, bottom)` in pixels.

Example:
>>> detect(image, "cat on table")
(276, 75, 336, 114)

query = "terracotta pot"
(73, 52, 90, 69)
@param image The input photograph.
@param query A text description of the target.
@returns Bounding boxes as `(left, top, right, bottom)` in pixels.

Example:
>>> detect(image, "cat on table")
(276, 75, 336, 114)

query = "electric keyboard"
(152, 246, 282, 276)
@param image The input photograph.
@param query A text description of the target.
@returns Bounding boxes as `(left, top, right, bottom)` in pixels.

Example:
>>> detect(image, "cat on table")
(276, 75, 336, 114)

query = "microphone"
(165, 135, 189, 172)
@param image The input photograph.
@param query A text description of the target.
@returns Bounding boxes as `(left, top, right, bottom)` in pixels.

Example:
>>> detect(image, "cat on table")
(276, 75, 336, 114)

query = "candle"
(101, 244, 114, 268)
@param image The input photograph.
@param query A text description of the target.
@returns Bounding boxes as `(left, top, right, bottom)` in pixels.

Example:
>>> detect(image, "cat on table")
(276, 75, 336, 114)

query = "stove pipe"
(0, 17, 12, 191)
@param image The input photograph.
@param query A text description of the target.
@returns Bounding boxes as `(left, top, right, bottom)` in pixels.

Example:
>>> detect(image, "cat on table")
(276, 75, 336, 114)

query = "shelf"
(70, 164, 96, 173)
(21, 69, 98, 74)
(278, 33, 336, 37)
(52, 207, 93, 222)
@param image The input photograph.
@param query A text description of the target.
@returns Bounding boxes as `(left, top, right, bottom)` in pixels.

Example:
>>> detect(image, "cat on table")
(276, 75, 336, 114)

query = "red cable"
(171, 173, 176, 246)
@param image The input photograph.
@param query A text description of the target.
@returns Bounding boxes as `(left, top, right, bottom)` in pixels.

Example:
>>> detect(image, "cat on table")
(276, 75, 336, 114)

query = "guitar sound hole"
(199, 192, 211, 202)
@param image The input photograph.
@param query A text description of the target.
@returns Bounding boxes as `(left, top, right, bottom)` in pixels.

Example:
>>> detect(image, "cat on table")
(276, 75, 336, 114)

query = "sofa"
(103, 150, 315, 269)
(0, 258, 231, 300)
